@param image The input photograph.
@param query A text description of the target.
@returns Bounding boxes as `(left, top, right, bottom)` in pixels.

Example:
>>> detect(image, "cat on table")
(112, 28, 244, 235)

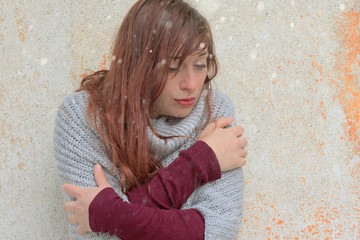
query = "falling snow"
(250, 50, 257, 60)
(165, 21, 173, 29)
(157, 59, 167, 68)
(40, 57, 48, 66)
(257, 2, 265, 11)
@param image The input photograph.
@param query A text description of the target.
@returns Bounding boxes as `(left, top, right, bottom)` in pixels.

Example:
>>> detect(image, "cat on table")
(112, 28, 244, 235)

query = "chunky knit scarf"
(148, 89, 208, 162)
(54, 89, 244, 240)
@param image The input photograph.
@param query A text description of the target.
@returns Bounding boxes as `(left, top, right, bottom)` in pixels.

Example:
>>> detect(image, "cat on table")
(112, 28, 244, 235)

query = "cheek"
(162, 80, 177, 97)
(198, 73, 207, 86)
(157, 89, 173, 108)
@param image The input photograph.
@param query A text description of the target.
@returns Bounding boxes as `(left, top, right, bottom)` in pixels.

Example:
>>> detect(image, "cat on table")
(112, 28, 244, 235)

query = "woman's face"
(150, 49, 209, 119)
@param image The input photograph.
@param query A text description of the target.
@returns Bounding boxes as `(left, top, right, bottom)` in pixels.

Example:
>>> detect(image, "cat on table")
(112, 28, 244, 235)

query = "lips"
(175, 97, 196, 107)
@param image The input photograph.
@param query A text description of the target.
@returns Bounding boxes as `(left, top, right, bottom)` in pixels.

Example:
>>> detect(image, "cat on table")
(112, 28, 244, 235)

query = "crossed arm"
(61, 119, 247, 239)
(63, 141, 221, 240)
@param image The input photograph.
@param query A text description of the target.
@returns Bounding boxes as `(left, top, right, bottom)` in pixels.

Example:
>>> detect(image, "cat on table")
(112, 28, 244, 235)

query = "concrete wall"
(1, 0, 359, 239)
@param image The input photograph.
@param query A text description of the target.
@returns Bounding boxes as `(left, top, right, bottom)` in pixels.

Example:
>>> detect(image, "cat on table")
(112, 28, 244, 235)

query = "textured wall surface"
(0, 0, 359, 239)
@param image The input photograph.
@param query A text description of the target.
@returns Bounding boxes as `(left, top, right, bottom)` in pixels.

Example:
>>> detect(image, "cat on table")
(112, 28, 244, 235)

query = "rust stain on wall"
(73, 53, 111, 83)
(99, 54, 110, 70)
(334, 11, 360, 238)
(334, 11, 360, 156)
(18, 163, 24, 170)
(15, 8, 27, 42)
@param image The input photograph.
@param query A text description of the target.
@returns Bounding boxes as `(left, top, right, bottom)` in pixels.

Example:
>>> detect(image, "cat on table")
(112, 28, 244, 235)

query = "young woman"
(54, 0, 247, 239)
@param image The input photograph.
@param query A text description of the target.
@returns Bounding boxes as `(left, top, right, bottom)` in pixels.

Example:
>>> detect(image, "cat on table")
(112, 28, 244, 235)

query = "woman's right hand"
(198, 117, 248, 172)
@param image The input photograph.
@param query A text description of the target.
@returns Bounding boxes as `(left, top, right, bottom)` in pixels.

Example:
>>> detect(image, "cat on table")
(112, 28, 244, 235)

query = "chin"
(169, 110, 192, 119)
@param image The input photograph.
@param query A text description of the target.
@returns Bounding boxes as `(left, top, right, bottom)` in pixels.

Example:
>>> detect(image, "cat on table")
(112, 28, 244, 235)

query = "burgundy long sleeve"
(90, 188, 205, 240)
(89, 140, 221, 239)
(127, 140, 221, 209)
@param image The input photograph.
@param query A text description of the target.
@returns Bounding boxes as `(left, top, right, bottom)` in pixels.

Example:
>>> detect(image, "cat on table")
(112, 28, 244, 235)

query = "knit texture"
(54, 89, 244, 240)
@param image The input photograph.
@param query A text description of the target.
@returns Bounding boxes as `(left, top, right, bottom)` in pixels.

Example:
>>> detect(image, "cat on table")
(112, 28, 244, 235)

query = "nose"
(179, 68, 196, 91)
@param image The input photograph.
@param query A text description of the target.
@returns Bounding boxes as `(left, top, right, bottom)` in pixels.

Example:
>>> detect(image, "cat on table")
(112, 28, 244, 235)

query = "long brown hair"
(77, 0, 219, 192)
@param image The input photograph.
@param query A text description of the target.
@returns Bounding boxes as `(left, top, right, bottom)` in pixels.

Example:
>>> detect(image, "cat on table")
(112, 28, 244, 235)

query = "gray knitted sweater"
(54, 89, 244, 240)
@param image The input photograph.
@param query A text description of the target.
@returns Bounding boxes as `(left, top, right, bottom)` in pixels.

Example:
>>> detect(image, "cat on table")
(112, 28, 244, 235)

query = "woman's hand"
(198, 117, 248, 171)
(62, 164, 112, 235)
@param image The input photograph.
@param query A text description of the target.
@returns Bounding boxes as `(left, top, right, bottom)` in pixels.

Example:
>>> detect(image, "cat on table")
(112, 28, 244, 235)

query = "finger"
(214, 117, 234, 128)
(242, 149, 248, 158)
(230, 125, 244, 137)
(62, 184, 83, 199)
(77, 225, 86, 235)
(239, 158, 246, 167)
(68, 213, 78, 224)
(63, 201, 78, 213)
(94, 164, 112, 188)
(238, 137, 248, 148)
(241, 149, 248, 158)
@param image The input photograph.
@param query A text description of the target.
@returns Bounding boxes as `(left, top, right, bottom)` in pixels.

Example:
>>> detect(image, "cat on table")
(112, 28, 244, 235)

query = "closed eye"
(169, 65, 178, 73)
(195, 64, 207, 69)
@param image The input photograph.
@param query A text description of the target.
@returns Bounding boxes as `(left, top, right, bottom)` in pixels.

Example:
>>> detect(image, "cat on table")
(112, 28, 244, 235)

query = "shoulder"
(208, 89, 235, 122)
(56, 91, 90, 124)
(59, 91, 89, 113)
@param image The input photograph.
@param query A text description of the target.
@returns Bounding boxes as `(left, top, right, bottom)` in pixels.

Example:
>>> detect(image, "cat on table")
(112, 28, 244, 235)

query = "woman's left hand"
(62, 164, 112, 235)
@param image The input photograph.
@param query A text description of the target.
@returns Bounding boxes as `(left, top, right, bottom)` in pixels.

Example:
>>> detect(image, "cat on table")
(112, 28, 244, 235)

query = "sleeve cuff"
(89, 187, 118, 232)
(190, 140, 221, 181)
